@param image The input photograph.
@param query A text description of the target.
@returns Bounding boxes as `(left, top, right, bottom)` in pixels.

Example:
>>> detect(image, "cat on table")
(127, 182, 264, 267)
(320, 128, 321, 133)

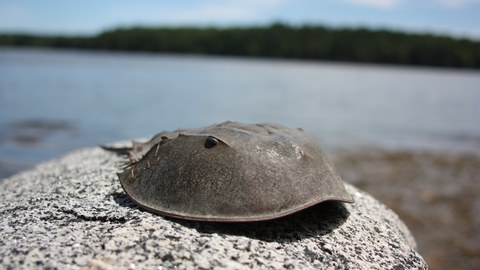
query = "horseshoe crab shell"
(105, 121, 354, 222)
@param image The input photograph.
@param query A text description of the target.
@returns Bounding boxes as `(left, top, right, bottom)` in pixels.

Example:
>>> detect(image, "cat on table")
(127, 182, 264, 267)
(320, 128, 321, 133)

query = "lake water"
(1, 47, 479, 178)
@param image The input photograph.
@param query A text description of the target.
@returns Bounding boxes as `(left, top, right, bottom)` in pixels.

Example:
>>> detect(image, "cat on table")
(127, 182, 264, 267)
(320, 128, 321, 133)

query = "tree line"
(1, 23, 479, 69)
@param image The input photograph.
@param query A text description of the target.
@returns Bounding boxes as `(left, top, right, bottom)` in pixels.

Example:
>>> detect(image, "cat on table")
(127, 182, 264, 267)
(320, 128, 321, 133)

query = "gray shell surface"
(108, 121, 353, 222)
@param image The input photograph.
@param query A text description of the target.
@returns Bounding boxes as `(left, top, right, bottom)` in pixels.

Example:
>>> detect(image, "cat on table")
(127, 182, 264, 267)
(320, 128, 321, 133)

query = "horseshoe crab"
(104, 121, 353, 222)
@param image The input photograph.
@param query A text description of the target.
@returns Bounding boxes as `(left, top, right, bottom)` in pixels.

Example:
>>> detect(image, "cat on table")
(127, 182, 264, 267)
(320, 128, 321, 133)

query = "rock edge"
(0, 146, 427, 269)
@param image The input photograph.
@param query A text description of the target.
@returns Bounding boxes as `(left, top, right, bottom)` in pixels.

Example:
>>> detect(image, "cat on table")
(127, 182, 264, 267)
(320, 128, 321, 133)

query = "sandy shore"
(332, 148, 480, 270)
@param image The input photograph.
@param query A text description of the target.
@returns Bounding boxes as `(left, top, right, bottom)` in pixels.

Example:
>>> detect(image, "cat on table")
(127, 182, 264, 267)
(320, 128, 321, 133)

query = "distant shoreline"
(1, 23, 479, 69)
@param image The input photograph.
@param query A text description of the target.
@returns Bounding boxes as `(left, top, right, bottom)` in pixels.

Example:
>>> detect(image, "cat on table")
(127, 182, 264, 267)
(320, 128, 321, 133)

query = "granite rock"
(0, 145, 427, 269)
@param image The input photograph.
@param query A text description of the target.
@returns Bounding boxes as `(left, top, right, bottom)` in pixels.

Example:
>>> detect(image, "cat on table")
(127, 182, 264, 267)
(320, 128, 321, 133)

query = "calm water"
(1, 47, 479, 178)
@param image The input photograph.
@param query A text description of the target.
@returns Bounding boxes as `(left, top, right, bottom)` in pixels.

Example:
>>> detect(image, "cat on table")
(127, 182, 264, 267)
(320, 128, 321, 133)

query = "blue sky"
(1, 0, 479, 39)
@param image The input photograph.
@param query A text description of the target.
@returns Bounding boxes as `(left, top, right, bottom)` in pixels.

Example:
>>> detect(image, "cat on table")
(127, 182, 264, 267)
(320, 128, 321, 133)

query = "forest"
(1, 23, 479, 69)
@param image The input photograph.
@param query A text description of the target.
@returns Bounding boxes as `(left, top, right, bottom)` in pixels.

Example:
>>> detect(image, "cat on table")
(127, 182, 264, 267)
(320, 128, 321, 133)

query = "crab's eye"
(204, 136, 219, 149)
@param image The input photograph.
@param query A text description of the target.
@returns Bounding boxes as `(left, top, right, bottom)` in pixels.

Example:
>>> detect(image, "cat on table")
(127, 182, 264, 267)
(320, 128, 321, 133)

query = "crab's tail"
(100, 145, 132, 156)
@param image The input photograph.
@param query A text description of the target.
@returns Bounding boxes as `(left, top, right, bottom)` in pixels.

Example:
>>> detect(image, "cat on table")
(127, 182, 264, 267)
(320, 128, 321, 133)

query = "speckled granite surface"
(0, 146, 427, 269)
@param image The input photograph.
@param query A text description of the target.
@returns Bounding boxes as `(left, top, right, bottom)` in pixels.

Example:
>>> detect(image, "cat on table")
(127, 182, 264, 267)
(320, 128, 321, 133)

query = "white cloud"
(345, 0, 402, 9)
(185, 0, 289, 22)
(0, 6, 33, 28)
(107, 0, 289, 26)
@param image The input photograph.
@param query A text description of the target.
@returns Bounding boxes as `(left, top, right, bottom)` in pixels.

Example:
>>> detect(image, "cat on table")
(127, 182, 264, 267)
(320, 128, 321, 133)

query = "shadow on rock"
(111, 192, 139, 209)
(181, 201, 350, 242)
(111, 191, 350, 242)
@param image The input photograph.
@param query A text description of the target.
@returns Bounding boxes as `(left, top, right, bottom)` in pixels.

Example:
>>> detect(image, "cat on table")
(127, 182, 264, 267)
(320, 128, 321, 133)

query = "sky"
(0, 0, 479, 39)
